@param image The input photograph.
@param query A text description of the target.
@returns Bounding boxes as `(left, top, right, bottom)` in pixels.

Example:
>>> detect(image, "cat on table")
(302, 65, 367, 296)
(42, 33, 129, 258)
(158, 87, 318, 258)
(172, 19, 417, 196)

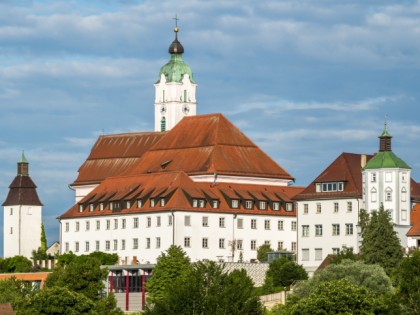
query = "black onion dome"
(168, 27, 184, 54)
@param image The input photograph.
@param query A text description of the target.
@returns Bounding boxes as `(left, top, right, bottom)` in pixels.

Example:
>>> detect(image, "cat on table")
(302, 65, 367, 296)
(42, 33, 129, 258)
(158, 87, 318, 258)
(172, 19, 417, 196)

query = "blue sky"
(1, 0, 419, 255)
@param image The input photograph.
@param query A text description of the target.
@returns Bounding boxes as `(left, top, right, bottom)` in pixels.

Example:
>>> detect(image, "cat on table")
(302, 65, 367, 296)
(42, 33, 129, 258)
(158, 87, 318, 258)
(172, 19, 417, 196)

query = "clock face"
(182, 104, 190, 115)
(160, 105, 167, 113)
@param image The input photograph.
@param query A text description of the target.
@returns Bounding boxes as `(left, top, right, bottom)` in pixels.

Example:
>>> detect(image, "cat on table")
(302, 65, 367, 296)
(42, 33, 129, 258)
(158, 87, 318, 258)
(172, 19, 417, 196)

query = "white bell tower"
(154, 20, 197, 132)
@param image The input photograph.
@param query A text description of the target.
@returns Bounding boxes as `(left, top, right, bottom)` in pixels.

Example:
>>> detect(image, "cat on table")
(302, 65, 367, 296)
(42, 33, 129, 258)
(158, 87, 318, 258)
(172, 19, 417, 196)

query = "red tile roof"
(60, 171, 304, 219)
(2, 175, 43, 206)
(295, 153, 373, 200)
(411, 180, 420, 202)
(71, 132, 165, 186)
(407, 203, 420, 237)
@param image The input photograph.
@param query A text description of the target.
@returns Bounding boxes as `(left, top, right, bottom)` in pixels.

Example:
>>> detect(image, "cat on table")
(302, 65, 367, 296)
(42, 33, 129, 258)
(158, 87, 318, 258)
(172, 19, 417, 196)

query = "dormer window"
(198, 199, 205, 208)
(109, 203, 114, 211)
(79, 205, 83, 212)
(150, 199, 156, 207)
(160, 198, 166, 207)
(259, 201, 267, 210)
(317, 182, 344, 192)
(245, 200, 253, 209)
(89, 204, 94, 212)
(99, 203, 104, 211)
(212, 200, 219, 208)
(286, 203, 293, 211)
(137, 199, 142, 208)
(232, 200, 239, 208)
(126, 201, 131, 209)
(192, 199, 198, 207)
(272, 202, 280, 211)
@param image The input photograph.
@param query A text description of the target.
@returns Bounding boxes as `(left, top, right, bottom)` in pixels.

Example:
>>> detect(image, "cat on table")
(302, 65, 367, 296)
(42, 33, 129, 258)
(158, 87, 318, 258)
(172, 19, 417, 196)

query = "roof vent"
(161, 160, 173, 169)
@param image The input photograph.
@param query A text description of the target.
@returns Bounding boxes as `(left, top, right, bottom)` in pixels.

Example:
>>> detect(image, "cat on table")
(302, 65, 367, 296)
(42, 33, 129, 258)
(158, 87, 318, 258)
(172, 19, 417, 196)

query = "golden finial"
(173, 14, 179, 33)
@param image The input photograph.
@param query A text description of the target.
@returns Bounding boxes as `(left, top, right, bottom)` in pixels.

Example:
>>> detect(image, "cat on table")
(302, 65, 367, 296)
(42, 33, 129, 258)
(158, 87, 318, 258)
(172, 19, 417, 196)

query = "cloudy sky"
(0, 0, 419, 255)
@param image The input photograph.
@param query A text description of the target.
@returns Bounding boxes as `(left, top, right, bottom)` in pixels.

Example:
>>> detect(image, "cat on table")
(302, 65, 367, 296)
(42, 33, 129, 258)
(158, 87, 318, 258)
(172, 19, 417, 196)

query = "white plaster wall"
(190, 175, 292, 187)
(73, 184, 98, 203)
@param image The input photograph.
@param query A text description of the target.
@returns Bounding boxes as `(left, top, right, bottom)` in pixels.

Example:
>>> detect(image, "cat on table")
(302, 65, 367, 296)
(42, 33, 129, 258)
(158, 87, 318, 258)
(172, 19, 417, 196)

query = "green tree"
(145, 261, 262, 315)
(395, 249, 420, 314)
(0, 277, 35, 311)
(328, 246, 359, 265)
(257, 244, 273, 263)
(146, 245, 191, 303)
(264, 256, 307, 290)
(359, 205, 403, 275)
(40, 223, 47, 252)
(0, 256, 32, 273)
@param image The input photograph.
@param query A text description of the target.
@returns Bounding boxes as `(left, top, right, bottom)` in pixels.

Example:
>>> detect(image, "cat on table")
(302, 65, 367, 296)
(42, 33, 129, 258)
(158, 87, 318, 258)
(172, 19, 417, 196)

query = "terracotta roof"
(411, 180, 420, 202)
(295, 153, 373, 200)
(407, 203, 420, 237)
(59, 171, 304, 219)
(71, 132, 165, 186)
(127, 114, 294, 180)
(2, 175, 43, 206)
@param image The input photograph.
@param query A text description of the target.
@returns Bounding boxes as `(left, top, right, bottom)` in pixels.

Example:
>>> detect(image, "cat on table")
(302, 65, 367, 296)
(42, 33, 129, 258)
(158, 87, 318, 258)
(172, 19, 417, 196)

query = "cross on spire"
(173, 14, 179, 28)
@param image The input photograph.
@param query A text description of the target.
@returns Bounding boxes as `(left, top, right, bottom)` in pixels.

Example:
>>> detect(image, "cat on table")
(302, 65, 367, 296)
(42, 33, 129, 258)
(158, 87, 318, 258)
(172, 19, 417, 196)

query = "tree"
(395, 249, 420, 314)
(257, 244, 273, 263)
(0, 256, 32, 273)
(328, 246, 360, 265)
(146, 245, 191, 303)
(264, 256, 307, 290)
(40, 223, 47, 252)
(145, 261, 262, 315)
(359, 205, 403, 275)
(0, 277, 35, 311)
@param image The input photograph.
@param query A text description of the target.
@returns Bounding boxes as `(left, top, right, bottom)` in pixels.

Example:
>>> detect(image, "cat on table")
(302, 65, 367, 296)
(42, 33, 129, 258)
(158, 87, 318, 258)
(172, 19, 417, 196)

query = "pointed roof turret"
(379, 119, 392, 152)
(18, 151, 29, 176)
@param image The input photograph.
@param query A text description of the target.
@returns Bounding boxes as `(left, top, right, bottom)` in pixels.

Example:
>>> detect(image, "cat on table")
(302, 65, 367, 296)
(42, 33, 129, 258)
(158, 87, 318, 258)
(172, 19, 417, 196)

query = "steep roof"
(128, 114, 294, 180)
(407, 203, 420, 237)
(60, 171, 303, 219)
(71, 132, 165, 186)
(295, 153, 373, 200)
(363, 151, 411, 170)
(2, 175, 43, 206)
(412, 180, 420, 202)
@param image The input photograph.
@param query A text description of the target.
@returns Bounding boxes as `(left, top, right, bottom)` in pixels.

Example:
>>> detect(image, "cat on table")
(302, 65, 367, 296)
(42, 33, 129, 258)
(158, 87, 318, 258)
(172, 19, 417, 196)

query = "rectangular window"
(150, 199, 156, 207)
(303, 204, 308, 214)
(237, 218, 243, 229)
(89, 204, 94, 212)
(10, 227, 13, 234)
(156, 237, 161, 248)
(156, 216, 161, 227)
(10, 208, 13, 215)
(212, 200, 219, 208)
(65, 242, 69, 253)
(122, 218, 126, 229)
(316, 183, 321, 192)
(332, 248, 340, 255)
(126, 201, 131, 209)
(245, 200, 253, 209)
(96, 220, 100, 230)
(160, 198, 165, 207)
(75, 222, 80, 232)
(121, 239, 126, 250)
(315, 224, 323, 236)
(185, 216, 191, 226)
(402, 209, 408, 221)
(346, 223, 354, 235)
(291, 221, 297, 231)
(65, 222, 69, 232)
(371, 173, 376, 182)
(99, 203, 104, 211)
(137, 199, 142, 208)
(105, 241, 110, 251)
(146, 238, 151, 249)
(302, 249, 309, 261)
(316, 203, 321, 213)
(232, 200, 239, 208)
(260, 201, 267, 210)
(334, 202, 339, 213)
(278, 220, 284, 230)
(286, 203, 293, 211)
(113, 240, 118, 251)
(202, 238, 208, 249)
(202, 216, 209, 227)
(79, 205, 83, 212)
(315, 248, 323, 261)
(237, 239, 243, 250)
(219, 217, 225, 228)
(114, 219, 118, 230)
(347, 202, 353, 212)
(272, 202, 280, 211)
(219, 238, 225, 249)
(168, 215, 173, 226)
(147, 217, 152, 227)
(106, 220, 110, 230)
(95, 241, 100, 251)
(86, 221, 90, 231)
(75, 242, 79, 252)
(291, 242, 297, 252)
(264, 240, 271, 246)
(184, 237, 191, 248)
(85, 241, 89, 252)
(264, 220, 271, 230)
(302, 225, 309, 237)
(277, 241, 284, 250)
(192, 199, 198, 207)
(251, 240, 257, 250)
(386, 191, 392, 201)
(338, 182, 344, 191)
(133, 217, 139, 228)
(198, 199, 205, 208)
(251, 219, 257, 229)
(332, 224, 340, 236)
(133, 238, 138, 249)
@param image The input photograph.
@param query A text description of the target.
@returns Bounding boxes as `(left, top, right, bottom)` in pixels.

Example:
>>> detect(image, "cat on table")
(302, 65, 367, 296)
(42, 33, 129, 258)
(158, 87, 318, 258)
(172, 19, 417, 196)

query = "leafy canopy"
(257, 244, 273, 263)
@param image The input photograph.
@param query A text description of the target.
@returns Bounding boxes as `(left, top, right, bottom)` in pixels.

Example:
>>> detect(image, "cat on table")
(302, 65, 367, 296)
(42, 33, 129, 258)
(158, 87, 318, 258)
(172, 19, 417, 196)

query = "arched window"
(160, 117, 166, 132)
(401, 187, 407, 202)
(385, 187, 392, 201)
(371, 187, 377, 202)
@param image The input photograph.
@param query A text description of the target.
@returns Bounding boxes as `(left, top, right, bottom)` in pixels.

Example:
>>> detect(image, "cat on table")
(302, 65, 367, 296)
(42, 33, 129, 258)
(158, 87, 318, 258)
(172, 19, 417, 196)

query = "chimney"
(361, 154, 367, 168)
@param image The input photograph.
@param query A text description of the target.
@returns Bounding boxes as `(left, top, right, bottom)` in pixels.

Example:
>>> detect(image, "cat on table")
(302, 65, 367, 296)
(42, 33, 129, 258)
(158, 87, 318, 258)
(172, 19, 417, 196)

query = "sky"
(0, 0, 419, 255)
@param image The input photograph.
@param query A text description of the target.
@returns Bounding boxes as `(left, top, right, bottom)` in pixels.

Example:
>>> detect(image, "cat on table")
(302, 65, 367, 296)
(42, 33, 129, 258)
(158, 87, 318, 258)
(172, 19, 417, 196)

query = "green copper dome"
(156, 27, 195, 84)
(364, 151, 411, 170)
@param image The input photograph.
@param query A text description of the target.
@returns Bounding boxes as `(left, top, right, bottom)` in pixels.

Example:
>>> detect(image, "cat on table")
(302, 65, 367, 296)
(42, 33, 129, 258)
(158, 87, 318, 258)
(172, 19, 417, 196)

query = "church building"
(59, 26, 303, 264)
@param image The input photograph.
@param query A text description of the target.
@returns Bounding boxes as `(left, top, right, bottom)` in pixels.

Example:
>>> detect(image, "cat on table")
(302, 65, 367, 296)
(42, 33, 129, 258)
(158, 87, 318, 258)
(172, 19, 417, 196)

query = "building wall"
(297, 198, 361, 275)
(60, 211, 297, 264)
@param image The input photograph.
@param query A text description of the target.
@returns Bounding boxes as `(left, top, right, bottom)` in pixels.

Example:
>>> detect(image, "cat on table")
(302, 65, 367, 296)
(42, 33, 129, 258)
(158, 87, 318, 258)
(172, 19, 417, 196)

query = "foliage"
(0, 256, 32, 273)
(293, 260, 393, 299)
(328, 246, 360, 265)
(145, 260, 262, 315)
(263, 256, 307, 291)
(394, 249, 420, 314)
(40, 223, 47, 252)
(146, 245, 191, 303)
(292, 279, 377, 314)
(359, 205, 403, 275)
(56, 251, 118, 267)
(0, 277, 36, 311)
(257, 244, 273, 263)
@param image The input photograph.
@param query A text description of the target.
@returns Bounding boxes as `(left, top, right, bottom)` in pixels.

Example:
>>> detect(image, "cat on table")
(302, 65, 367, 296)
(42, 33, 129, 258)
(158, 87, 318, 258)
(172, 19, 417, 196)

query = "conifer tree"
(40, 223, 47, 252)
(359, 204, 403, 275)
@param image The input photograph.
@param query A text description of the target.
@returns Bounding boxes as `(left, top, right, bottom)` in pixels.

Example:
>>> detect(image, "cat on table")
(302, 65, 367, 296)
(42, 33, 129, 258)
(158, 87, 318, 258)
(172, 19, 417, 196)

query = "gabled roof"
(2, 175, 43, 206)
(128, 114, 293, 180)
(71, 132, 165, 186)
(60, 171, 303, 219)
(407, 203, 420, 237)
(412, 180, 420, 202)
(295, 153, 373, 200)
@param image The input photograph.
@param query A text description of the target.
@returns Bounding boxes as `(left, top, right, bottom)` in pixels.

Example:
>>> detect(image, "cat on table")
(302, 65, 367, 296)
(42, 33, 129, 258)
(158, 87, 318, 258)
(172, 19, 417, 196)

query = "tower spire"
(17, 151, 29, 176)
(379, 118, 392, 152)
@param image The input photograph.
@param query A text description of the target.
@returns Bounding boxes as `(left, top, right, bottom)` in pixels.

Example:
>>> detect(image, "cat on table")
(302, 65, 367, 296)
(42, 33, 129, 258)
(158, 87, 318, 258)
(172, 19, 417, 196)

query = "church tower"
(2, 153, 43, 258)
(154, 21, 197, 132)
(362, 122, 411, 246)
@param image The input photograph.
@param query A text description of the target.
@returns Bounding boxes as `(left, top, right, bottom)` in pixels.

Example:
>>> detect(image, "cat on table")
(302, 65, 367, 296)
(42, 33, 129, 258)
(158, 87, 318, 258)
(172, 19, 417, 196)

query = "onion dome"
(156, 26, 195, 84)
